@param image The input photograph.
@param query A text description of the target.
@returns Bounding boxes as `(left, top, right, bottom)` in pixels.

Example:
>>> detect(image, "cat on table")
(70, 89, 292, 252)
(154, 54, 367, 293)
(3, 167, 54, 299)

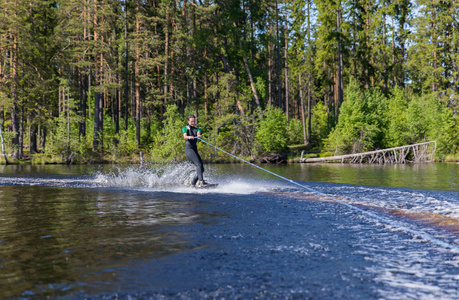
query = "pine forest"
(1, 0, 458, 164)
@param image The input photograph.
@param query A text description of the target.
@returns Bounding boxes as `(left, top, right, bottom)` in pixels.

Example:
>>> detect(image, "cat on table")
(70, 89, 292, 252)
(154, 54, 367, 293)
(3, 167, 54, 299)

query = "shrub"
(311, 101, 331, 146)
(326, 80, 389, 154)
(150, 104, 184, 162)
(288, 118, 304, 145)
(405, 94, 456, 158)
(256, 105, 288, 153)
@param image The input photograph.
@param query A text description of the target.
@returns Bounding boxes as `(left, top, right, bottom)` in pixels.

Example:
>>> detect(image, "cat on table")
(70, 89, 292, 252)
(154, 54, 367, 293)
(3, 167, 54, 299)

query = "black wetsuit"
(183, 125, 204, 185)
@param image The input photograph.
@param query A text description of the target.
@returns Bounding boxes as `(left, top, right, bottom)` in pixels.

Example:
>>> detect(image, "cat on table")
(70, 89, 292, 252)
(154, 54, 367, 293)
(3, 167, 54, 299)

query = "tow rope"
(198, 137, 459, 254)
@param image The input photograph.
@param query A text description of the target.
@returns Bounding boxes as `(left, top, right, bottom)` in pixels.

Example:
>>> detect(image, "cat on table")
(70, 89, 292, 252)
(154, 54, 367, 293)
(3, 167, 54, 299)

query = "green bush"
(406, 94, 456, 158)
(288, 118, 304, 145)
(311, 101, 331, 146)
(256, 105, 288, 153)
(212, 114, 238, 160)
(385, 87, 410, 147)
(150, 104, 185, 162)
(326, 80, 389, 154)
(210, 114, 257, 160)
(326, 82, 457, 159)
(385, 90, 456, 158)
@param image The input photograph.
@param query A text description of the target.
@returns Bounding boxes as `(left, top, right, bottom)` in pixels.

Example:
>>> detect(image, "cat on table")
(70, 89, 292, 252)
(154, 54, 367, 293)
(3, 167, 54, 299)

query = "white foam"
(211, 180, 269, 194)
(323, 185, 459, 221)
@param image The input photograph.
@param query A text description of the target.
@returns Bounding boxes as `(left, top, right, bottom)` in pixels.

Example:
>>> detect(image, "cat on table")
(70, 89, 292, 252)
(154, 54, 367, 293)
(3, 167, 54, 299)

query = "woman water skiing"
(182, 115, 209, 188)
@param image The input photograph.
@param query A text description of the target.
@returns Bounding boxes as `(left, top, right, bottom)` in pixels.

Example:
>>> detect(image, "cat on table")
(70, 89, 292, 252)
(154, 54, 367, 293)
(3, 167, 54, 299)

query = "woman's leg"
(185, 148, 204, 185)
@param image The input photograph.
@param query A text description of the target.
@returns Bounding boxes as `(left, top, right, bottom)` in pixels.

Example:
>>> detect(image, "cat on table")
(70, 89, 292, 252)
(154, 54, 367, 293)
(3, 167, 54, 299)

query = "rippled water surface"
(0, 163, 458, 299)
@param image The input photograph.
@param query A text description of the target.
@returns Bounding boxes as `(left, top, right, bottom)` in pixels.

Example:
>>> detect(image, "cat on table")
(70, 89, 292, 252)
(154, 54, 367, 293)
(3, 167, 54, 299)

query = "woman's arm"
(183, 133, 195, 140)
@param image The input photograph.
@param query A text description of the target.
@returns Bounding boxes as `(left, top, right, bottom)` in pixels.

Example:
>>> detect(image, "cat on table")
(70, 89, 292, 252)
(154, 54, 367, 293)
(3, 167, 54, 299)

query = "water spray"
(197, 137, 459, 254)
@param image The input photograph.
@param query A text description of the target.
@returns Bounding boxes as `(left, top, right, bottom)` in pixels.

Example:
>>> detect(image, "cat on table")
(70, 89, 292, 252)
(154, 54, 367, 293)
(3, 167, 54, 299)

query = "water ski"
(196, 183, 218, 189)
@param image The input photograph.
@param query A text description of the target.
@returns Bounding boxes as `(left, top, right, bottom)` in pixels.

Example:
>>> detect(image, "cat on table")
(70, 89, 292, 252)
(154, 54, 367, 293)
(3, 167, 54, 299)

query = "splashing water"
(94, 163, 196, 188)
(92, 163, 272, 194)
(0, 163, 274, 194)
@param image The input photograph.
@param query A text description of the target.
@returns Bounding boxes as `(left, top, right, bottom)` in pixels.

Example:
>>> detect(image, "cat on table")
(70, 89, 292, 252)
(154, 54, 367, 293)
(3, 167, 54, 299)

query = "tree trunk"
(42, 124, 47, 152)
(307, 0, 312, 144)
(164, 4, 170, 104)
(299, 72, 306, 144)
(223, 37, 245, 115)
(170, 50, 175, 104)
(238, 38, 262, 114)
(80, 69, 87, 138)
(204, 72, 208, 115)
(28, 112, 38, 154)
(114, 28, 120, 135)
(19, 100, 24, 159)
(268, 24, 273, 106)
(93, 4, 102, 152)
(124, 0, 129, 131)
(80, 3, 88, 138)
(93, 92, 101, 151)
(135, 0, 141, 147)
(0, 111, 8, 164)
(29, 124, 38, 154)
(335, 6, 343, 117)
(153, 1, 163, 121)
(382, 10, 388, 92)
(66, 87, 71, 162)
(276, 0, 282, 108)
(12, 28, 20, 159)
(453, 1, 459, 94)
(307, 75, 312, 144)
(431, 0, 438, 92)
(284, 8, 289, 122)
(242, 54, 262, 114)
(392, 16, 396, 85)
(78, 70, 83, 137)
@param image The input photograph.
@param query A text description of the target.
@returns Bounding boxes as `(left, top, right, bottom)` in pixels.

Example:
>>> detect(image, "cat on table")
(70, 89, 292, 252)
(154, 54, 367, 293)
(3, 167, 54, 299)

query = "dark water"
(0, 163, 458, 299)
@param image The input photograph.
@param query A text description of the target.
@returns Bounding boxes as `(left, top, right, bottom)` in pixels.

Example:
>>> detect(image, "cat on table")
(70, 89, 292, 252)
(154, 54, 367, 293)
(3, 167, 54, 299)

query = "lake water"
(0, 162, 458, 299)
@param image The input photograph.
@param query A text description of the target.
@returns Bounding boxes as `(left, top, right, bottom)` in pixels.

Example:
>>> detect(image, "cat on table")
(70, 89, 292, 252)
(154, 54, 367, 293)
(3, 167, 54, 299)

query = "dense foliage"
(256, 105, 288, 152)
(0, 0, 458, 164)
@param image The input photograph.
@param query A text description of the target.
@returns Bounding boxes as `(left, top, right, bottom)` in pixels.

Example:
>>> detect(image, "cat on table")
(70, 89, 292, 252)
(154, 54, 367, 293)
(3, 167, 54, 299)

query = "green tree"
(311, 100, 330, 146)
(289, 0, 316, 144)
(0, 0, 59, 159)
(407, 0, 455, 95)
(385, 87, 410, 147)
(151, 104, 183, 161)
(315, 0, 346, 117)
(1, 0, 459, 164)
(405, 94, 456, 157)
(287, 118, 304, 145)
(326, 80, 388, 153)
(256, 105, 288, 152)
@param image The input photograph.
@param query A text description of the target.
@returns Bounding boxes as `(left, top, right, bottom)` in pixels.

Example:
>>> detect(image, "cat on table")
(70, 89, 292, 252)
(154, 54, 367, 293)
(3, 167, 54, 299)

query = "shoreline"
(1, 155, 457, 166)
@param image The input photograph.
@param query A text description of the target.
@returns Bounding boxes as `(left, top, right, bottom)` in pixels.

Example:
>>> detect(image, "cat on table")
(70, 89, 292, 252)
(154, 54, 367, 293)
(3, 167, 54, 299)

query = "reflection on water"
(0, 163, 458, 299)
(0, 184, 210, 298)
(220, 162, 459, 192)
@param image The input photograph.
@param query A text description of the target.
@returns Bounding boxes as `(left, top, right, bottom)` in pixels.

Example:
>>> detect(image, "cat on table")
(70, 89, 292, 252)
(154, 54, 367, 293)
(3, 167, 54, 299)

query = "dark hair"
(187, 115, 196, 121)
